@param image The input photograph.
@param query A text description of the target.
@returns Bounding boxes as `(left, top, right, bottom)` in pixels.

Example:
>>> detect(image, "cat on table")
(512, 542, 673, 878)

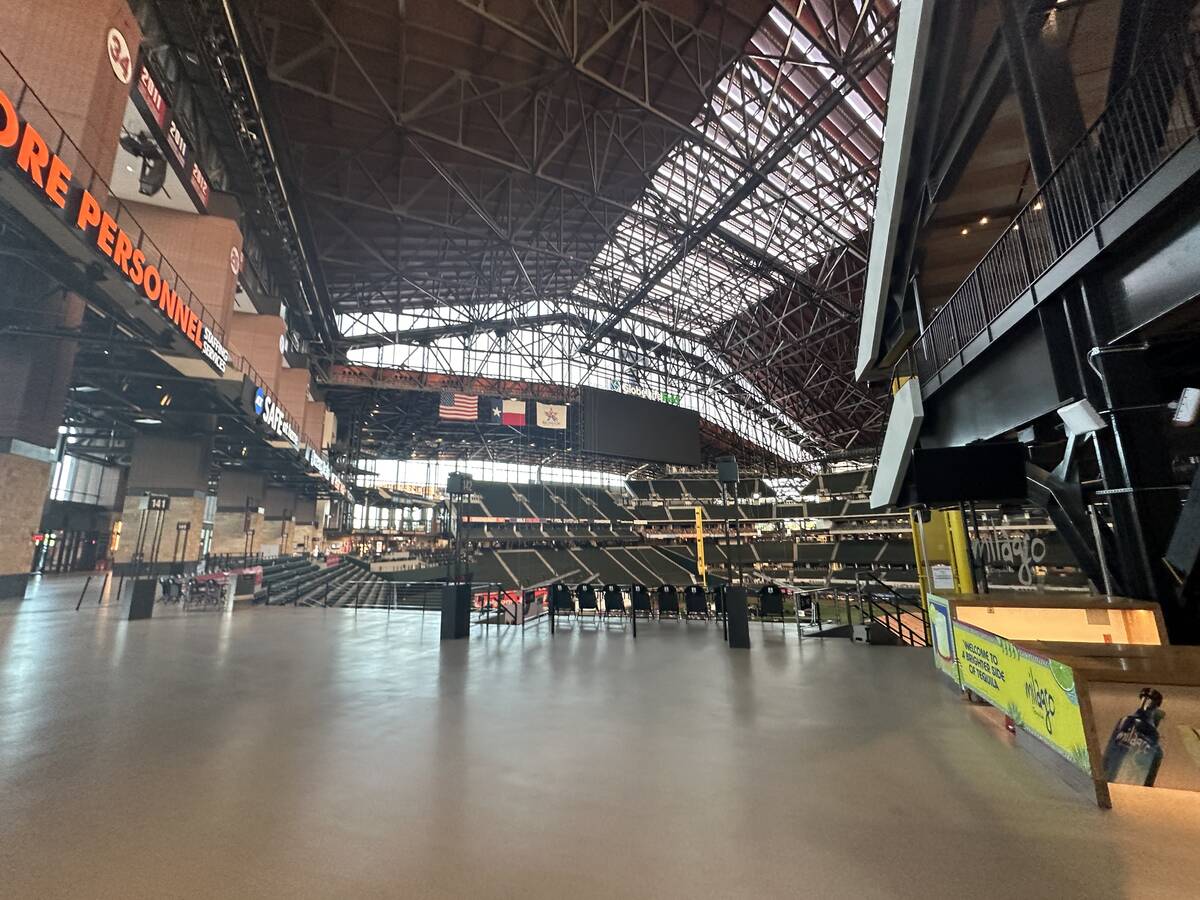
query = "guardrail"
(0, 52, 324, 457)
(854, 570, 927, 647)
(906, 30, 1200, 384)
(0, 51, 229, 353)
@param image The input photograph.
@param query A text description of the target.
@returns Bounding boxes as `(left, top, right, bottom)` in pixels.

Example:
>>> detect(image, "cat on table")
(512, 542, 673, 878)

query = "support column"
(0, 264, 85, 598)
(1059, 277, 1193, 641)
(1088, 349, 1186, 637)
(263, 486, 296, 558)
(0, 0, 143, 176)
(998, 0, 1087, 184)
(0, 0, 142, 598)
(209, 471, 265, 558)
(124, 202, 241, 337)
(113, 434, 212, 574)
(291, 496, 322, 555)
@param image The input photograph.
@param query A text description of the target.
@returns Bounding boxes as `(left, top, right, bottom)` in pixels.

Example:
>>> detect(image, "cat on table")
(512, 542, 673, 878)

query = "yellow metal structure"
(911, 508, 975, 604)
(892, 373, 975, 603)
(694, 506, 707, 587)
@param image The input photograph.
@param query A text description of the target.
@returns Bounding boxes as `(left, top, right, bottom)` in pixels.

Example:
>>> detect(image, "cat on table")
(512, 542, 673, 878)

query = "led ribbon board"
(0, 86, 229, 374)
(304, 446, 350, 498)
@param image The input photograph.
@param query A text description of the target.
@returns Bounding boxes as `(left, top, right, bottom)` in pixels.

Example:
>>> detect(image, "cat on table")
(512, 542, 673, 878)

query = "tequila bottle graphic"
(1102, 688, 1165, 787)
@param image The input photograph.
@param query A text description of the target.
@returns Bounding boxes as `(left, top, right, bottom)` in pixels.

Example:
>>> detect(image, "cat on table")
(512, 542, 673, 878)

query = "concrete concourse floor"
(2, 575, 1199, 899)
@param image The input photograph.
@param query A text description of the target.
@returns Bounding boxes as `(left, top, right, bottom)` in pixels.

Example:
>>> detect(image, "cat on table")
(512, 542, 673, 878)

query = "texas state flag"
(501, 398, 527, 426)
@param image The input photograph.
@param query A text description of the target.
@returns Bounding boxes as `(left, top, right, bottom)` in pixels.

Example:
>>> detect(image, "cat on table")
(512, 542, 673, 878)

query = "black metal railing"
(0, 52, 322, 445)
(907, 30, 1200, 384)
(854, 571, 928, 647)
(0, 52, 230, 352)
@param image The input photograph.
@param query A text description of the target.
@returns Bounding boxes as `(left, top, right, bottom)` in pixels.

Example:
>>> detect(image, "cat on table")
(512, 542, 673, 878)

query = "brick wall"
(111, 494, 207, 566)
(0, 0, 143, 177)
(276, 368, 309, 434)
(0, 454, 52, 592)
(228, 313, 284, 393)
(208, 510, 264, 557)
(125, 203, 242, 335)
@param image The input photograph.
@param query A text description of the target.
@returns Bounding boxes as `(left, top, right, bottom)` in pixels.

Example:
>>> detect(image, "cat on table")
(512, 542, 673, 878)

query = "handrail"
(0, 52, 229, 347)
(854, 570, 928, 646)
(860, 592, 927, 646)
(905, 29, 1200, 384)
(0, 52, 327, 452)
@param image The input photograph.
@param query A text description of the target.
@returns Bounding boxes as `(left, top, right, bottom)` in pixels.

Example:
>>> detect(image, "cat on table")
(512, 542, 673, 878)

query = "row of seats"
(397, 542, 924, 593)
(666, 540, 916, 566)
(631, 501, 871, 521)
(262, 557, 320, 597)
(381, 545, 697, 592)
(546, 583, 794, 621)
(464, 481, 638, 522)
(462, 523, 641, 540)
(457, 481, 899, 529)
(293, 560, 359, 606)
(625, 479, 775, 501)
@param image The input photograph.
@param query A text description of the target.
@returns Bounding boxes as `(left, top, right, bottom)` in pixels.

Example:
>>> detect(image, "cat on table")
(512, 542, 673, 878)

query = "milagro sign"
(0, 85, 229, 374)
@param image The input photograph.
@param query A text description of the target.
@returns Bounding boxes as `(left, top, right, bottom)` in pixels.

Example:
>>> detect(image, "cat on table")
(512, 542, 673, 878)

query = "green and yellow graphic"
(952, 619, 1091, 774)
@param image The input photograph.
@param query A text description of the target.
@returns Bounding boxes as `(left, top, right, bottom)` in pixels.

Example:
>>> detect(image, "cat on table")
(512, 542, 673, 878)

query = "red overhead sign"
(128, 61, 212, 212)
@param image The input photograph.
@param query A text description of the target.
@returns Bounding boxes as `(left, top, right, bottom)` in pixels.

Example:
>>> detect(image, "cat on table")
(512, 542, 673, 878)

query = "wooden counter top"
(1017, 641, 1200, 684)
(939, 592, 1159, 611)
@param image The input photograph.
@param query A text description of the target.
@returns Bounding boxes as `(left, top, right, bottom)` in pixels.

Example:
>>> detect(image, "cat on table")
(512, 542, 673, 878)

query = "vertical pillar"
(0, 1, 142, 598)
(291, 496, 321, 555)
(124, 202, 241, 337)
(998, 0, 1087, 184)
(1088, 349, 1186, 637)
(911, 508, 976, 604)
(113, 434, 212, 574)
(210, 471, 265, 558)
(0, 262, 85, 598)
(263, 486, 296, 558)
(229, 313, 285, 394)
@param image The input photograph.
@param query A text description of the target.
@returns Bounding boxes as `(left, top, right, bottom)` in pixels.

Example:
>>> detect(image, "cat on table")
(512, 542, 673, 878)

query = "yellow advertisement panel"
(952, 619, 1090, 774)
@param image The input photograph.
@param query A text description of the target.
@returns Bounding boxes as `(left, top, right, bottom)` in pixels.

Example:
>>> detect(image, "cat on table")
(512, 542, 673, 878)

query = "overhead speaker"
(716, 455, 739, 486)
(138, 155, 168, 197)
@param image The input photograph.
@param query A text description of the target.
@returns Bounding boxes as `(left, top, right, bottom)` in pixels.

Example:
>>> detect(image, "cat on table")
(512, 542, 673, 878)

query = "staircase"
(854, 572, 928, 647)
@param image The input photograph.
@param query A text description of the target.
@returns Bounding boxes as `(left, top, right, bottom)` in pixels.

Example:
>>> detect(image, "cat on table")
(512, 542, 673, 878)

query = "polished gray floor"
(2, 575, 1199, 899)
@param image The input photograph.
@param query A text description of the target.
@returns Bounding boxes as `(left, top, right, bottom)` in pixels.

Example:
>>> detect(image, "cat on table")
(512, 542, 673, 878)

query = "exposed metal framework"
(240, 0, 895, 461)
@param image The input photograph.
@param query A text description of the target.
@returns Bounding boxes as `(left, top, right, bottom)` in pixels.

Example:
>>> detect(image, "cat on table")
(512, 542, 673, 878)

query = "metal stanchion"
(75, 575, 93, 611)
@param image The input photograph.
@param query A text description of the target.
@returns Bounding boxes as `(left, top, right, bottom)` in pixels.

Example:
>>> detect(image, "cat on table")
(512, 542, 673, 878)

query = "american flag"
(438, 391, 478, 421)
